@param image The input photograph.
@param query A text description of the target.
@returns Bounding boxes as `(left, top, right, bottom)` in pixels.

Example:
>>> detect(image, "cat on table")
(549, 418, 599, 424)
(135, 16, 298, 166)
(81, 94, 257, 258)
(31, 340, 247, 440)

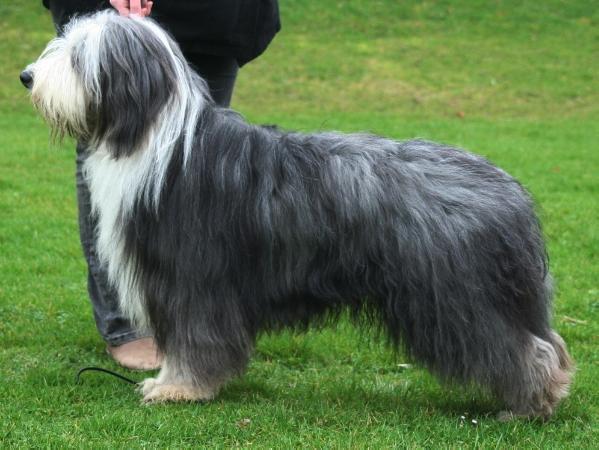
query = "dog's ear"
(94, 19, 177, 158)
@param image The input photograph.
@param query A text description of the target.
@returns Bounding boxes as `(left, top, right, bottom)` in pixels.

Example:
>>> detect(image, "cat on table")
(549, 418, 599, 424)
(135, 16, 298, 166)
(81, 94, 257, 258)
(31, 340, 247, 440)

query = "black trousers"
(48, 1, 238, 344)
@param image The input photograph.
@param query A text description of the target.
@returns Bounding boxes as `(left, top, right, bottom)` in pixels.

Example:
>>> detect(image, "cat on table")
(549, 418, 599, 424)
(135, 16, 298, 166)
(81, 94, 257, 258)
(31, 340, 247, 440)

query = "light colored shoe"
(107, 337, 163, 371)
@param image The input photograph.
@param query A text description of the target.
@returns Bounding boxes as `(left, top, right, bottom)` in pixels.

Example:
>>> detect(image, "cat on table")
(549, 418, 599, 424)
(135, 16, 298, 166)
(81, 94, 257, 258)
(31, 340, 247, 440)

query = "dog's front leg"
(135, 283, 252, 404)
(139, 357, 218, 403)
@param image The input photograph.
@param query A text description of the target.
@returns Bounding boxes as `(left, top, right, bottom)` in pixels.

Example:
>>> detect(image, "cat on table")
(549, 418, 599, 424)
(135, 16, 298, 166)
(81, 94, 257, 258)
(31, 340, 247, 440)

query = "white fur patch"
(83, 146, 153, 328)
(29, 37, 87, 137)
(30, 11, 208, 327)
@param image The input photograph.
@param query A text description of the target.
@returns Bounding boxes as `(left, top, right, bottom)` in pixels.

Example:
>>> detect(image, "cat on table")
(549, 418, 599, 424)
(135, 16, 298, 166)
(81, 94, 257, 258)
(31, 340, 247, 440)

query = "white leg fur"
(139, 358, 218, 403)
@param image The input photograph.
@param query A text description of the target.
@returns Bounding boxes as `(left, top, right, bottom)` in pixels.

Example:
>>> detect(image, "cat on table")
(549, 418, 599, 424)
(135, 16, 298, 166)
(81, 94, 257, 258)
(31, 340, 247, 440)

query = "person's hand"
(110, 0, 153, 17)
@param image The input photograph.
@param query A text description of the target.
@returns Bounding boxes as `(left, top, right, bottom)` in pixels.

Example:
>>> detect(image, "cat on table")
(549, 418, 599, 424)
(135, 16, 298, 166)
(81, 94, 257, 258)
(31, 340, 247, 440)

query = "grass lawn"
(1, 0, 597, 447)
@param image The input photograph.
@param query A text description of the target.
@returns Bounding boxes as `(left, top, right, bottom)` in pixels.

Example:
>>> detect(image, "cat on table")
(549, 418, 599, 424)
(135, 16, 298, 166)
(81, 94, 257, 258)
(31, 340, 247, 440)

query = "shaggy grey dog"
(22, 11, 572, 418)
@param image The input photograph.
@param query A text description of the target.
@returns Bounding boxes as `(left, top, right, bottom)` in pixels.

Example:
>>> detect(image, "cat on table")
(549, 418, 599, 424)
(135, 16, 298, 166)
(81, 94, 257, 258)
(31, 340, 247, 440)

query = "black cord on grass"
(76, 366, 139, 385)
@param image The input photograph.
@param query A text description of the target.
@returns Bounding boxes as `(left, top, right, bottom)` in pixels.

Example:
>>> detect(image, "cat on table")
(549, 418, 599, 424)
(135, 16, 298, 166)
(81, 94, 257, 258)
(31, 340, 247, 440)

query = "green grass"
(1, 0, 598, 447)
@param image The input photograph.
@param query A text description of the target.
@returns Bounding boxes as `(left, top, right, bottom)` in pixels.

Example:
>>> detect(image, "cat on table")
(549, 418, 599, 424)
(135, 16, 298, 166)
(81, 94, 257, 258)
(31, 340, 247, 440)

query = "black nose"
(20, 70, 33, 89)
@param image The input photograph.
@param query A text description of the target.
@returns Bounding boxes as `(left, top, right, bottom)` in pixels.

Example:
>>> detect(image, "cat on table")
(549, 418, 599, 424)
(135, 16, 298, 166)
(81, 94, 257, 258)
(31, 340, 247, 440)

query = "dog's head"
(22, 11, 206, 158)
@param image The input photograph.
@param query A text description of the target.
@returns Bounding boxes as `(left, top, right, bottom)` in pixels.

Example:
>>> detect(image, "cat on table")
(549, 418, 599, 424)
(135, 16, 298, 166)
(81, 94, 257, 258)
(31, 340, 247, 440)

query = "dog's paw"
(496, 410, 537, 422)
(497, 410, 515, 422)
(137, 377, 158, 396)
(141, 381, 215, 404)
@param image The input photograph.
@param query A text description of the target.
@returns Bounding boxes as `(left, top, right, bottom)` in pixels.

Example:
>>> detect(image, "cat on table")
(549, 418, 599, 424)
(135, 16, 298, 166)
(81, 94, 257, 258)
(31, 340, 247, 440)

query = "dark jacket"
(43, 0, 280, 66)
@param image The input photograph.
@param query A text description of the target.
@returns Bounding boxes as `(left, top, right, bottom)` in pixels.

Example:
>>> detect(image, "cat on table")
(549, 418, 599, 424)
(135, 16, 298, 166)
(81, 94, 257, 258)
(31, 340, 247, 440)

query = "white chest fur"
(83, 148, 154, 329)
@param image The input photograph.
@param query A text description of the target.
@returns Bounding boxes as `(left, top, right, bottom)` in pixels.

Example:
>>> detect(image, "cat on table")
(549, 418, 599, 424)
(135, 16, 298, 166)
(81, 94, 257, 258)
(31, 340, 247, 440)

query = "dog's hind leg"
(384, 278, 573, 419)
(496, 330, 573, 421)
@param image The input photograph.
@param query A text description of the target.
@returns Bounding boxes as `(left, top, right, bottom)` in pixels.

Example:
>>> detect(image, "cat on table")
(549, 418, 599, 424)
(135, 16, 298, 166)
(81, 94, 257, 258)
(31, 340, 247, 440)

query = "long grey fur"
(24, 11, 573, 417)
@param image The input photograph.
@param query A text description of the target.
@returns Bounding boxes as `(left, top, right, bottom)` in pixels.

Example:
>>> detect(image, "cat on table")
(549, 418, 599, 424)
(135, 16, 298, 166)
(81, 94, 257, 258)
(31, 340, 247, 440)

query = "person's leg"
(75, 144, 139, 346)
(76, 144, 161, 369)
(186, 54, 239, 107)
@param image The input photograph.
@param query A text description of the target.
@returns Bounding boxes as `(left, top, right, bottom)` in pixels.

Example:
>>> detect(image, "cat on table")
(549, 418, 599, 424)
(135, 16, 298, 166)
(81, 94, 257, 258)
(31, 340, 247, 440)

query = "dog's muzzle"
(20, 70, 33, 89)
